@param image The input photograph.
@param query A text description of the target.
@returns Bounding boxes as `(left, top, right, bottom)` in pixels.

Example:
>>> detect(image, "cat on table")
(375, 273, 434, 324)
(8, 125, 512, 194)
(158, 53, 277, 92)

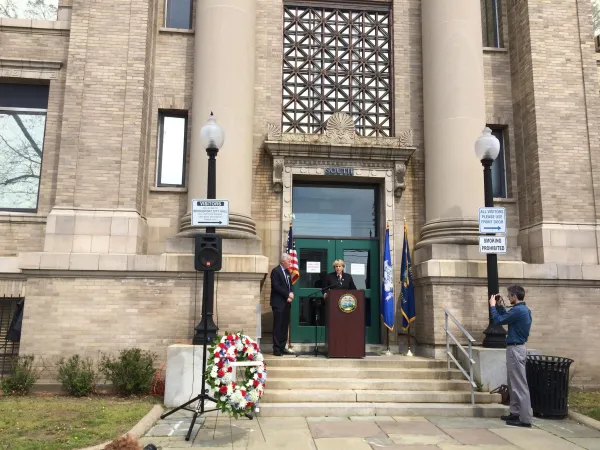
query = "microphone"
(321, 282, 338, 293)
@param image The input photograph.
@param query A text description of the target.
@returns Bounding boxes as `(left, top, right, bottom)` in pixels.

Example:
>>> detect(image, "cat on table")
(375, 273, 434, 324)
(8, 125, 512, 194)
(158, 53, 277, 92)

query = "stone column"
(418, 0, 486, 247)
(180, 0, 256, 238)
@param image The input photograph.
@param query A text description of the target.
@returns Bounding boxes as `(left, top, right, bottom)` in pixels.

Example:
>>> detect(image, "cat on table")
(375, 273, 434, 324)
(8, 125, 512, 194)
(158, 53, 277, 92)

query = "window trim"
(156, 111, 188, 188)
(164, 0, 194, 30)
(0, 107, 47, 213)
(482, 0, 503, 49)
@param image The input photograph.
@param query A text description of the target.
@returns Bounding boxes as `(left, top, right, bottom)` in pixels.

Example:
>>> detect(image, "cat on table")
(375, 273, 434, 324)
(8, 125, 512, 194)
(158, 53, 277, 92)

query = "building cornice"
(0, 57, 63, 80)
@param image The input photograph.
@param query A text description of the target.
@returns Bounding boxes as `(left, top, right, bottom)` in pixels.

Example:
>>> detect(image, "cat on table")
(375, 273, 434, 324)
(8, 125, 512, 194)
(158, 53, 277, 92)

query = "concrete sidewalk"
(139, 410, 600, 449)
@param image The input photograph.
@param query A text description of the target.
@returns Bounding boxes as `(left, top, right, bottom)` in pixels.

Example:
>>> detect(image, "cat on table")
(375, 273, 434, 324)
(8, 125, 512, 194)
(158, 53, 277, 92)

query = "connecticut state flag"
(400, 221, 416, 331)
(381, 226, 395, 330)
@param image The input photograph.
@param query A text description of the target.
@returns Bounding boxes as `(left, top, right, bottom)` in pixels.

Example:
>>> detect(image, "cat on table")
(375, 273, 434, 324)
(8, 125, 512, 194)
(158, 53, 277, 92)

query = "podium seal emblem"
(338, 293, 357, 313)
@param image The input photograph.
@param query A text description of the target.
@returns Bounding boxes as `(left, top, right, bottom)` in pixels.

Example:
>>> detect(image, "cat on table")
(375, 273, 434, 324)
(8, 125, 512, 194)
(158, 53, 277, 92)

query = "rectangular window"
(490, 127, 507, 198)
(282, 4, 392, 137)
(481, 0, 502, 48)
(0, 0, 58, 20)
(157, 112, 187, 187)
(164, 0, 193, 29)
(0, 83, 49, 212)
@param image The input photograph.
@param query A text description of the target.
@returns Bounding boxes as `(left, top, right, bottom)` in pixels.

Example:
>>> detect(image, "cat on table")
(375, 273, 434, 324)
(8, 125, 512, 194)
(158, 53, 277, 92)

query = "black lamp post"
(475, 127, 507, 348)
(193, 112, 224, 345)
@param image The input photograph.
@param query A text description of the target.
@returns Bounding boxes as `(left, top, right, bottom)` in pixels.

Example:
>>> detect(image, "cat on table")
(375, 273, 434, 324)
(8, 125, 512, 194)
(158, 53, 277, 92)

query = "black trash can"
(526, 355, 574, 419)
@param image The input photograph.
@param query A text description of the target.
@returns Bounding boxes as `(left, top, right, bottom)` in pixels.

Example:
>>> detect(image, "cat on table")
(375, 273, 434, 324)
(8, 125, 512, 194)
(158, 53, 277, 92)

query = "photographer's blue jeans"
(507, 345, 533, 424)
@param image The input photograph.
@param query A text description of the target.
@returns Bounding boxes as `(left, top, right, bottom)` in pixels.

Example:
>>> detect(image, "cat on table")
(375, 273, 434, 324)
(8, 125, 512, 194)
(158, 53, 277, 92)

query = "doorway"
(291, 238, 380, 344)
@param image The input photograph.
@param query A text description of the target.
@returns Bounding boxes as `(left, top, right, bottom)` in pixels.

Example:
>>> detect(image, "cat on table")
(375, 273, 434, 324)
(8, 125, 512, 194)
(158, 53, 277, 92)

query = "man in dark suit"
(324, 259, 356, 299)
(270, 253, 294, 356)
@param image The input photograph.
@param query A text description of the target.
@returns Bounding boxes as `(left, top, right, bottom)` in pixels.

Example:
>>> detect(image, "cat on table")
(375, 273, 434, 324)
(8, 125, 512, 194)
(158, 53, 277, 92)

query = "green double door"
(291, 238, 380, 345)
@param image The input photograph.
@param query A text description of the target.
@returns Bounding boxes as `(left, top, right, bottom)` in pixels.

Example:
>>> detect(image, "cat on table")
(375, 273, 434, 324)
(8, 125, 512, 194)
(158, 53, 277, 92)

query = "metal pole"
(193, 147, 219, 345)
(481, 158, 507, 348)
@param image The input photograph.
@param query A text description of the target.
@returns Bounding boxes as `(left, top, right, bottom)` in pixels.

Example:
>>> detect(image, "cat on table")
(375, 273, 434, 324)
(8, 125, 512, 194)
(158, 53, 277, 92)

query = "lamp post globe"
(475, 126, 500, 162)
(200, 112, 225, 150)
(475, 127, 507, 348)
(193, 112, 224, 346)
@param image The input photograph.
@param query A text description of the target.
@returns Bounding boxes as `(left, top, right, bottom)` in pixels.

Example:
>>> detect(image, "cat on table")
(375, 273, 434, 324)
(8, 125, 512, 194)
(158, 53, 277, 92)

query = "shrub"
(1, 355, 38, 396)
(100, 348, 156, 396)
(57, 354, 97, 397)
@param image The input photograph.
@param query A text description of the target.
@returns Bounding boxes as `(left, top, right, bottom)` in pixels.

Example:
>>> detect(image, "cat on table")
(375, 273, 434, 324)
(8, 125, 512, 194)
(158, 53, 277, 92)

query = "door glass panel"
(343, 249, 370, 290)
(299, 297, 326, 326)
(298, 248, 328, 289)
(292, 184, 377, 237)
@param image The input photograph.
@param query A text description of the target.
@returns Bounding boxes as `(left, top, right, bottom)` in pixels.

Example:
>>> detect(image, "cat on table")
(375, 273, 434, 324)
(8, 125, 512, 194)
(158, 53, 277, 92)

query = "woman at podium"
(324, 259, 356, 297)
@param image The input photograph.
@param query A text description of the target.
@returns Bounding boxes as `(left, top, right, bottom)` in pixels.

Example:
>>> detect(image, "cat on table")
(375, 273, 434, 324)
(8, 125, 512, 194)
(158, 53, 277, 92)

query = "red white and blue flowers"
(205, 332, 266, 418)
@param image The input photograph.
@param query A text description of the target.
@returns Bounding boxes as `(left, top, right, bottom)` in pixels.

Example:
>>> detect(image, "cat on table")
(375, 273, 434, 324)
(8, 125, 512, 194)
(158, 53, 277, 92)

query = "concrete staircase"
(258, 355, 505, 417)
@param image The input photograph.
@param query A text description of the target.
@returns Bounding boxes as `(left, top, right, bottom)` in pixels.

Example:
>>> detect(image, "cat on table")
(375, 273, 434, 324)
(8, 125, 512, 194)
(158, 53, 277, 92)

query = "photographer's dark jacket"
(490, 302, 532, 344)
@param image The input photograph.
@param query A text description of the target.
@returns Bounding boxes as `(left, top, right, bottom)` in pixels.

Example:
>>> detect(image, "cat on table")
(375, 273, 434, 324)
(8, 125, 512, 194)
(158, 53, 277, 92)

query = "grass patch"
(570, 391, 600, 421)
(0, 395, 159, 450)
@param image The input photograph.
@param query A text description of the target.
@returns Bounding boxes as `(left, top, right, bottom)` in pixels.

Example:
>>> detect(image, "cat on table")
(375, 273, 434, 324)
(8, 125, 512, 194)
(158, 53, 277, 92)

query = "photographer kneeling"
(489, 285, 533, 428)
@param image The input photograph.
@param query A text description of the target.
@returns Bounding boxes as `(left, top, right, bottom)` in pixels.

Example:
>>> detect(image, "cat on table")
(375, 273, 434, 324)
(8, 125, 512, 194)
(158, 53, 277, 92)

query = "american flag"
(287, 224, 299, 284)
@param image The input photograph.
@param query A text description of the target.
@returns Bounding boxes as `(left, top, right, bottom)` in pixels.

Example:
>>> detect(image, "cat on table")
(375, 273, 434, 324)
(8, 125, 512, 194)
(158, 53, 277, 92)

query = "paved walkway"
(139, 410, 600, 449)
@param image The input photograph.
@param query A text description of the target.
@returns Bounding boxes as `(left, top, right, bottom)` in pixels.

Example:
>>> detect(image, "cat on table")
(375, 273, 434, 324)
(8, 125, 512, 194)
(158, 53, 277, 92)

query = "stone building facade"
(0, 0, 599, 388)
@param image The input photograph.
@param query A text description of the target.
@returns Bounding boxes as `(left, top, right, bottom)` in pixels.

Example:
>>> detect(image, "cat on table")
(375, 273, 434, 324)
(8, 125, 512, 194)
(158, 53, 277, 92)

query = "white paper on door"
(351, 263, 365, 275)
(306, 261, 321, 273)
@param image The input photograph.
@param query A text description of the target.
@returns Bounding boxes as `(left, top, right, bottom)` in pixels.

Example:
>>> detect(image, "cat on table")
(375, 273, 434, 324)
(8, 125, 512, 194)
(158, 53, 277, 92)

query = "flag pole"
(287, 220, 293, 352)
(406, 323, 413, 357)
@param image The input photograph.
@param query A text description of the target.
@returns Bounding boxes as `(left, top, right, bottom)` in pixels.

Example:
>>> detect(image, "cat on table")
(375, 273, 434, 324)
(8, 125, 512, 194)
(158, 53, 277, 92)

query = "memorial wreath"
(205, 332, 267, 418)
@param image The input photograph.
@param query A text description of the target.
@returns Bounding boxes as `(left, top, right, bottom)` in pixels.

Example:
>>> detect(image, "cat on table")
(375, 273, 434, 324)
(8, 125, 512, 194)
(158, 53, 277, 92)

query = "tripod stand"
(160, 279, 219, 441)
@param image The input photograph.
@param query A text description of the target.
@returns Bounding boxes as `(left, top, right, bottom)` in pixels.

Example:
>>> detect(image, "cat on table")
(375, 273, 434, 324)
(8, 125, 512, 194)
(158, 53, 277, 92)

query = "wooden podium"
(326, 289, 366, 358)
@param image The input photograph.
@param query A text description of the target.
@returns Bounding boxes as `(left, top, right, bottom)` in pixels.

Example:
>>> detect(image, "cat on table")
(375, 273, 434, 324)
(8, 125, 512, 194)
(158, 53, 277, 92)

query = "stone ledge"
(415, 260, 600, 281)
(158, 27, 194, 35)
(16, 252, 269, 274)
(0, 212, 47, 224)
(0, 257, 20, 273)
(0, 18, 70, 31)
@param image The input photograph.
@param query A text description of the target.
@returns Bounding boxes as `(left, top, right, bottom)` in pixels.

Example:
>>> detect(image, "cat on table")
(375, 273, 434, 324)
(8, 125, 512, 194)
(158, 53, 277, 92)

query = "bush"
(1, 355, 38, 396)
(100, 348, 156, 396)
(57, 354, 97, 397)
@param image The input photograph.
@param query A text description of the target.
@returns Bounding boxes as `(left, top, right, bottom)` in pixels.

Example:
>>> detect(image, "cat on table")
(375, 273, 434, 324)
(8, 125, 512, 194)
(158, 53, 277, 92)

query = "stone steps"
(266, 366, 465, 380)
(257, 402, 506, 417)
(264, 356, 448, 369)
(262, 389, 499, 404)
(258, 355, 502, 417)
(266, 377, 472, 391)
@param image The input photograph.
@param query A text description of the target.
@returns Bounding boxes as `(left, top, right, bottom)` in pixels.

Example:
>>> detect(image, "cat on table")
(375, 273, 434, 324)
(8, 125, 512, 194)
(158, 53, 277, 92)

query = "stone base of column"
(179, 212, 256, 239)
(518, 223, 600, 264)
(44, 208, 148, 254)
(165, 235, 262, 256)
(416, 218, 479, 249)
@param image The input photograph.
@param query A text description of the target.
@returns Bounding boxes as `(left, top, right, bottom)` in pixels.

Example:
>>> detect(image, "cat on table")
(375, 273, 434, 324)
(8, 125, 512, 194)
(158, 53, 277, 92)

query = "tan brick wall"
(506, 0, 600, 228)
(19, 274, 262, 363)
(54, 0, 153, 211)
(415, 278, 600, 389)
(0, 24, 69, 255)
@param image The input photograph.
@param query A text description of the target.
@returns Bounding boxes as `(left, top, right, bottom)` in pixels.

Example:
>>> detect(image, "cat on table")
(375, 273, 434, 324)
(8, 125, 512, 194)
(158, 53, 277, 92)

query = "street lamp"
(475, 127, 507, 349)
(193, 112, 225, 345)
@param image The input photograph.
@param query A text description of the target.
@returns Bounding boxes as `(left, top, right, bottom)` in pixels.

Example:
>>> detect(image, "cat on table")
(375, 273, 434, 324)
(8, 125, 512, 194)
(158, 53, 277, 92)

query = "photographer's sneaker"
(505, 419, 532, 428)
(501, 413, 519, 421)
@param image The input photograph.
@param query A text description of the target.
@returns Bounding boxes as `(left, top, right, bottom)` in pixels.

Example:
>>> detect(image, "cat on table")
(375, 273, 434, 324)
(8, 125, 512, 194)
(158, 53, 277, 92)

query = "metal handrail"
(443, 308, 476, 405)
